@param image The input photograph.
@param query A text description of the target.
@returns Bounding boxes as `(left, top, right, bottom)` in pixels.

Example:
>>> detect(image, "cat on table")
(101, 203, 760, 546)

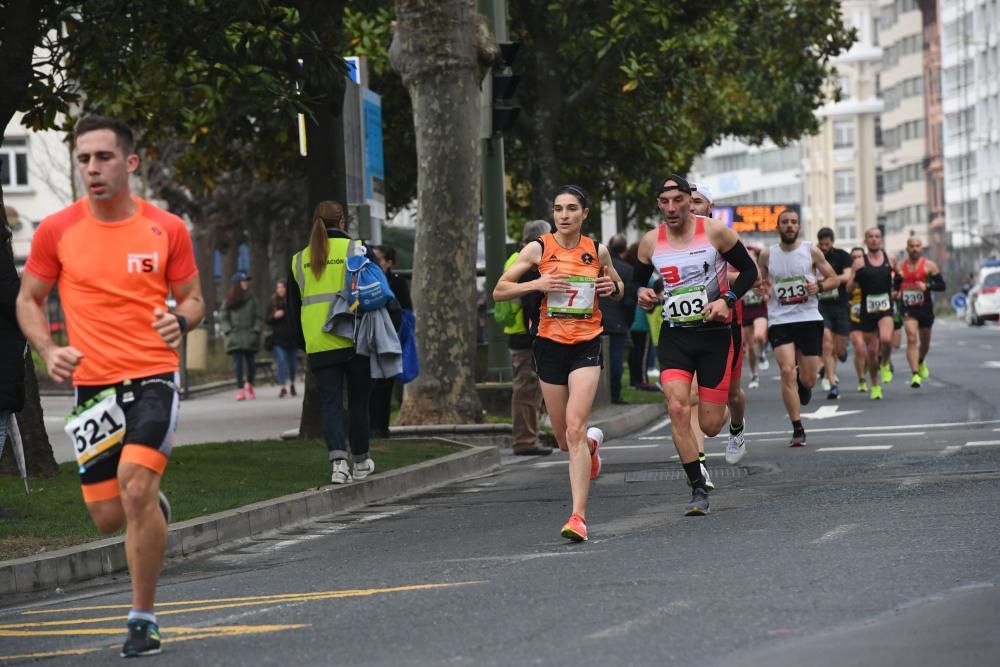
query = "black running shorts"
(767, 320, 824, 357)
(657, 325, 734, 405)
(76, 372, 179, 496)
(819, 301, 851, 337)
(533, 336, 603, 386)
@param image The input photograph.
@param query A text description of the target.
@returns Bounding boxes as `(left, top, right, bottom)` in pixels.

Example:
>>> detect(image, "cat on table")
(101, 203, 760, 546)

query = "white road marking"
(637, 436, 667, 440)
(985, 360, 1000, 367)
(898, 477, 922, 490)
(814, 445, 893, 452)
(441, 551, 599, 564)
(602, 444, 660, 450)
(268, 507, 416, 551)
(639, 416, 670, 434)
(669, 452, 726, 460)
(754, 437, 792, 442)
(812, 523, 858, 544)
(993, 427, 1000, 432)
(800, 405, 864, 420)
(715, 418, 1000, 437)
(965, 440, 1000, 447)
(534, 460, 570, 467)
(939, 445, 963, 457)
(585, 601, 691, 640)
(855, 431, 926, 438)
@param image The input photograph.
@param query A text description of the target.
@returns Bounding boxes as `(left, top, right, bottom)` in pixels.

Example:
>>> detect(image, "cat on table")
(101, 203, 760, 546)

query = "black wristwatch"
(611, 280, 621, 297)
(175, 314, 189, 335)
(722, 292, 737, 309)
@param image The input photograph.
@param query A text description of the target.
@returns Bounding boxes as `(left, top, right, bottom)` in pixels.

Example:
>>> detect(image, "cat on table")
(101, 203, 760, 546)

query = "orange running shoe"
(560, 513, 588, 542)
(587, 427, 604, 480)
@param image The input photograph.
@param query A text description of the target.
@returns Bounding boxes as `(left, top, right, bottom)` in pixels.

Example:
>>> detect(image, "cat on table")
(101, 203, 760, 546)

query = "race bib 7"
(776, 275, 809, 305)
(818, 287, 839, 301)
(664, 285, 708, 325)
(743, 290, 764, 306)
(866, 292, 891, 313)
(547, 276, 596, 318)
(65, 388, 126, 472)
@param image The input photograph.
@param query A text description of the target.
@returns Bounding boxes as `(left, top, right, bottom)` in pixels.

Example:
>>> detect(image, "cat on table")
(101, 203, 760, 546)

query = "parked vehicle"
(966, 261, 1000, 326)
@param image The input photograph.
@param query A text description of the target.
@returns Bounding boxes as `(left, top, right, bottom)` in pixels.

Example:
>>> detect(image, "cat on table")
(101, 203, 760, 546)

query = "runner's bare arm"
(154, 276, 207, 349)
(757, 247, 771, 286)
(15, 273, 83, 383)
(493, 242, 569, 301)
(634, 230, 660, 310)
(810, 245, 839, 295)
(596, 244, 624, 300)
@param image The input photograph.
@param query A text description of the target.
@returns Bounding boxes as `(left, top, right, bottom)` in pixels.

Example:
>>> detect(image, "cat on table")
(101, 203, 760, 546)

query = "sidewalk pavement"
(2, 401, 665, 599)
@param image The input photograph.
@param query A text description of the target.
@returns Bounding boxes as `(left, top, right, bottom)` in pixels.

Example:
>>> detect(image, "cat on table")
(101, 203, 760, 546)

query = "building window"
(0, 138, 29, 190)
(833, 120, 855, 149)
(838, 74, 852, 100)
(835, 169, 855, 205)
(836, 219, 857, 241)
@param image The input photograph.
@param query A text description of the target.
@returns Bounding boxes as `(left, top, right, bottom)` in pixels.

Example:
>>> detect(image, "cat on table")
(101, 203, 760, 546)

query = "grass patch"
(0, 438, 462, 562)
(620, 369, 665, 404)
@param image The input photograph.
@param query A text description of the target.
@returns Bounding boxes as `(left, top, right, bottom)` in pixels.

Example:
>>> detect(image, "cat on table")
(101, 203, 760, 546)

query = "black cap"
(657, 174, 692, 196)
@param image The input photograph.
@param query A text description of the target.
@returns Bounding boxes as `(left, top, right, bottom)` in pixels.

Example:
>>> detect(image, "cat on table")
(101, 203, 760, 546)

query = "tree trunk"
(248, 226, 271, 315)
(390, 0, 498, 424)
(192, 221, 218, 326)
(0, 353, 58, 478)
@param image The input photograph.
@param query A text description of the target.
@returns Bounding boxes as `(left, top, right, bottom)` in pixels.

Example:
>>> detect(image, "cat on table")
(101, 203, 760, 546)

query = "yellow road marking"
(0, 624, 308, 638)
(20, 581, 482, 617)
(2, 582, 482, 631)
(0, 624, 307, 661)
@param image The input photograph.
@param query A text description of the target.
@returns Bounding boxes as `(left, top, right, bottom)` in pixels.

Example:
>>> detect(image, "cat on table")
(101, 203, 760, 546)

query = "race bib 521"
(65, 388, 126, 472)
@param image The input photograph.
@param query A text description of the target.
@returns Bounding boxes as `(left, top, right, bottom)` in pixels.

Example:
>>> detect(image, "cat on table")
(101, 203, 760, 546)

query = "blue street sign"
(951, 293, 967, 311)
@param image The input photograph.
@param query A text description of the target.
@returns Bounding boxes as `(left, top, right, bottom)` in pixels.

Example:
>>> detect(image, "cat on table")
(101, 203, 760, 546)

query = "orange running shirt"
(25, 196, 199, 385)
(537, 233, 603, 344)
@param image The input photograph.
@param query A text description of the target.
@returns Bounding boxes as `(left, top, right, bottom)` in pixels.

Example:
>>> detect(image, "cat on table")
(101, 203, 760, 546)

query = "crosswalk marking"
(855, 432, 925, 438)
(964, 440, 1000, 447)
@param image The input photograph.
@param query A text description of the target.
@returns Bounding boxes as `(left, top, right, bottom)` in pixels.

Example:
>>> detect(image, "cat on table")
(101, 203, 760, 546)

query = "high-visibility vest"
(502, 251, 528, 335)
(292, 238, 354, 354)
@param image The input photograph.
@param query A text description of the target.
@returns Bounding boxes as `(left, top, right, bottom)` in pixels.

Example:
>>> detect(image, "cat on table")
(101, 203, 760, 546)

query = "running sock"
(682, 460, 706, 490)
(128, 610, 157, 624)
(730, 421, 744, 435)
(792, 419, 804, 434)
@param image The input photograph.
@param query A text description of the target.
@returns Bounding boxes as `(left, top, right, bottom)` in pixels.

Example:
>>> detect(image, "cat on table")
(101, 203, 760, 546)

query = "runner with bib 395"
(848, 227, 898, 401)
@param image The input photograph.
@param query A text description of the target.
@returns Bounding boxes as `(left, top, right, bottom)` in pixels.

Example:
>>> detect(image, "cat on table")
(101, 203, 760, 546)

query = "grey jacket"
(323, 288, 402, 378)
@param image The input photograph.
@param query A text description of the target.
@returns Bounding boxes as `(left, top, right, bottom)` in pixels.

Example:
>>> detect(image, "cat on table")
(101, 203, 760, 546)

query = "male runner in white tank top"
(758, 210, 838, 447)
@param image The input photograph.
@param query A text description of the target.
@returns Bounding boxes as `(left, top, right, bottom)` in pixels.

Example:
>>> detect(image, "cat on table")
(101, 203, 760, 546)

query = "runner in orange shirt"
(16, 115, 204, 658)
(494, 185, 625, 542)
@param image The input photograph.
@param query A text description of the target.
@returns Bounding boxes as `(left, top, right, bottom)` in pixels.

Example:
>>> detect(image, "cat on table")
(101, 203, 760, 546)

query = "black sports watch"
(175, 314, 189, 335)
(722, 292, 737, 309)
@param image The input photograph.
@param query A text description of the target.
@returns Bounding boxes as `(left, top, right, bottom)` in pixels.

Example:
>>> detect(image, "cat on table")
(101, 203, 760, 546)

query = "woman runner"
(494, 185, 625, 542)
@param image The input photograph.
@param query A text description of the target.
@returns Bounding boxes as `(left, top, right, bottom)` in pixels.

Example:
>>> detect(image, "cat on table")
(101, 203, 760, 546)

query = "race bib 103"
(664, 285, 708, 325)
(65, 388, 126, 472)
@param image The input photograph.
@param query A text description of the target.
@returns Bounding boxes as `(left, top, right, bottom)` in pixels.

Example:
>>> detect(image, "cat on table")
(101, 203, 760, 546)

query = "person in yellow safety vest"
(506, 219, 552, 455)
(288, 200, 377, 484)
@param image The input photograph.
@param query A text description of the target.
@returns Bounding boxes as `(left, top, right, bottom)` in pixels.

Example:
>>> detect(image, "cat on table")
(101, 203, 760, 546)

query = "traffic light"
(491, 42, 520, 135)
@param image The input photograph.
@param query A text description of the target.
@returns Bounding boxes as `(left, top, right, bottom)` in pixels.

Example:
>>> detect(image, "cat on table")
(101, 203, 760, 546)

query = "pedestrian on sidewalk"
(288, 200, 376, 484)
(599, 234, 634, 404)
(494, 185, 626, 542)
(503, 219, 551, 456)
(267, 279, 297, 398)
(16, 115, 205, 657)
(368, 244, 411, 438)
(221, 271, 262, 401)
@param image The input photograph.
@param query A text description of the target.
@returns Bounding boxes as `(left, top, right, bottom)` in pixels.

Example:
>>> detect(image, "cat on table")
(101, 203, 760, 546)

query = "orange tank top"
(537, 233, 603, 344)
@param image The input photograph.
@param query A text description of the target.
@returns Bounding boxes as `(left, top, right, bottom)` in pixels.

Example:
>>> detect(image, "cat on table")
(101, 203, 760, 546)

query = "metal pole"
(479, 0, 512, 381)
(7, 414, 30, 494)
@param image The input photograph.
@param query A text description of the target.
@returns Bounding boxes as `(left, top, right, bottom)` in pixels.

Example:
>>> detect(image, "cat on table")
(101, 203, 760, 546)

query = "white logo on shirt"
(127, 252, 159, 273)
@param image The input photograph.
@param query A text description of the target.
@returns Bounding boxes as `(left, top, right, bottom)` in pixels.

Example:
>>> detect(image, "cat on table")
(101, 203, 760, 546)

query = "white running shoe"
(353, 457, 375, 480)
(748, 375, 760, 389)
(331, 459, 352, 484)
(726, 423, 747, 465)
(821, 377, 832, 392)
(758, 355, 769, 371)
(586, 427, 604, 480)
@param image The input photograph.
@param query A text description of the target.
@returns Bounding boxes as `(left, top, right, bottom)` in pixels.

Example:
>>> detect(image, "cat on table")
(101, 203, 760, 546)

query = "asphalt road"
(3, 317, 998, 665)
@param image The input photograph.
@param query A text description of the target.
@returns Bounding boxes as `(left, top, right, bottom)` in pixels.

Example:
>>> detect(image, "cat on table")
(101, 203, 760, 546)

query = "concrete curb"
(589, 403, 664, 441)
(0, 440, 499, 597)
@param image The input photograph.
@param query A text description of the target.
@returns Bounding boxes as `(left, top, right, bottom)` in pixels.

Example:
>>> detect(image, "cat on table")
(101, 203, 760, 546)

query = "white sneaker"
(726, 423, 747, 465)
(354, 457, 375, 480)
(701, 463, 716, 491)
(688, 462, 716, 491)
(821, 377, 832, 392)
(586, 427, 604, 480)
(331, 459, 352, 484)
(758, 355, 769, 371)
(748, 375, 760, 389)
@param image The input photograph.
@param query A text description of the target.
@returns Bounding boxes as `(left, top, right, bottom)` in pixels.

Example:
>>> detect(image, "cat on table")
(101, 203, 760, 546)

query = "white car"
(966, 267, 1000, 326)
